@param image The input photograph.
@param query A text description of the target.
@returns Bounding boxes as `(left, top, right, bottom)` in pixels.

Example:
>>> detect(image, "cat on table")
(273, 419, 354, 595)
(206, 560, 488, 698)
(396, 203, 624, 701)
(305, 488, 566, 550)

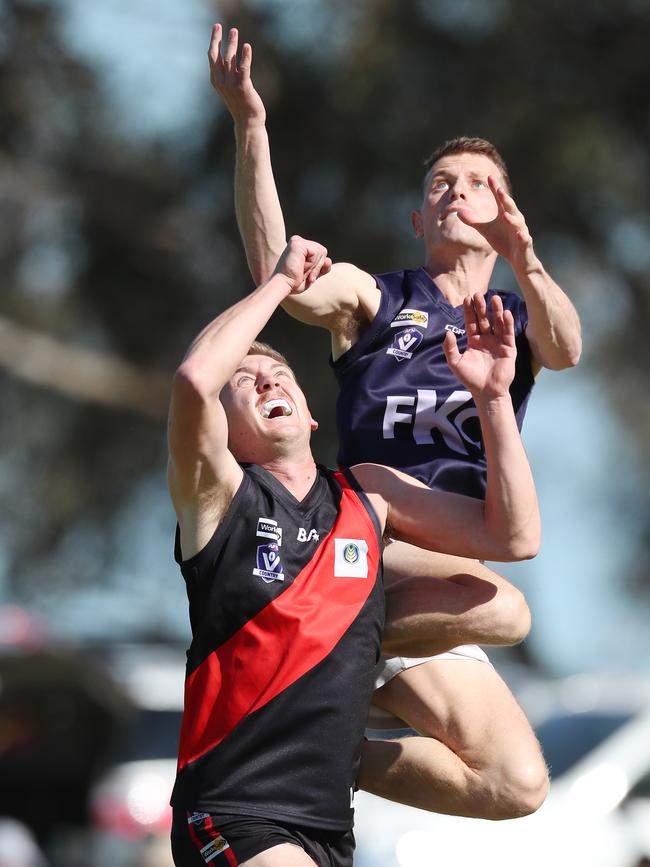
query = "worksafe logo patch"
(334, 538, 368, 578)
(256, 517, 283, 546)
(253, 542, 285, 583)
(390, 308, 429, 328)
(386, 327, 424, 361)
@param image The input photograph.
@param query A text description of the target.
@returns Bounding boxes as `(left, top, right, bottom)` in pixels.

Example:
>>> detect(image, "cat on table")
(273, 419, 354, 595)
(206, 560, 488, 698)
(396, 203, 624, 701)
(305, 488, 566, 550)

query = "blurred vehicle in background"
(354, 673, 650, 867)
(88, 644, 184, 867)
(0, 606, 130, 864)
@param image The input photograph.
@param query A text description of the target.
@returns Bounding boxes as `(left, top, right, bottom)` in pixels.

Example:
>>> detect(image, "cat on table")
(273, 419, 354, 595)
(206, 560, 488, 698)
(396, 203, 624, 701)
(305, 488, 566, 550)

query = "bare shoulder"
(281, 262, 380, 326)
(169, 460, 244, 561)
(331, 262, 381, 317)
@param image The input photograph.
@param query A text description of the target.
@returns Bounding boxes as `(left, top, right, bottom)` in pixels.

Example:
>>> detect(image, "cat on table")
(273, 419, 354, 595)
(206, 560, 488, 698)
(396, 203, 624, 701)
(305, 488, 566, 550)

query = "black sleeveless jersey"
(171, 464, 385, 831)
(331, 268, 535, 499)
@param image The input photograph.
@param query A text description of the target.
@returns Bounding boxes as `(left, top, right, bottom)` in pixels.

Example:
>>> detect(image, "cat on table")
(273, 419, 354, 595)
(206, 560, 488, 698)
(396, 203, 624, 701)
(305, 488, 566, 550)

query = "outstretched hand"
(272, 236, 332, 294)
(443, 293, 516, 399)
(208, 23, 266, 126)
(457, 177, 537, 273)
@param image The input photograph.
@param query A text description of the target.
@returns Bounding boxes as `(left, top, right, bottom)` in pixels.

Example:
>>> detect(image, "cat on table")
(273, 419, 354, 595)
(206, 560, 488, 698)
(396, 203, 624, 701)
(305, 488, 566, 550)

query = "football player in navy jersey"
(168, 235, 540, 866)
(208, 24, 581, 821)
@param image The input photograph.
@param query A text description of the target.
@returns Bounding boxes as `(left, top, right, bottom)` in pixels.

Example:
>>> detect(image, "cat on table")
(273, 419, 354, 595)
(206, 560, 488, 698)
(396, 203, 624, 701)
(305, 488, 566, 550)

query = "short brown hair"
(423, 136, 512, 195)
(246, 340, 291, 367)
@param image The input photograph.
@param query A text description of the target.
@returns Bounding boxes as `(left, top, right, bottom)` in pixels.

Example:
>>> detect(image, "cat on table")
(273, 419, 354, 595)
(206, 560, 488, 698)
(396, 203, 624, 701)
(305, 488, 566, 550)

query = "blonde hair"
(246, 340, 291, 367)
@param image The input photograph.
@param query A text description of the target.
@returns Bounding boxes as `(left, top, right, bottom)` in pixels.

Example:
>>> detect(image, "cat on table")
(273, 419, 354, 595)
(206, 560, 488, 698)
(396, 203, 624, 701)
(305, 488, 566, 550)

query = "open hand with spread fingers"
(457, 177, 537, 274)
(443, 292, 517, 400)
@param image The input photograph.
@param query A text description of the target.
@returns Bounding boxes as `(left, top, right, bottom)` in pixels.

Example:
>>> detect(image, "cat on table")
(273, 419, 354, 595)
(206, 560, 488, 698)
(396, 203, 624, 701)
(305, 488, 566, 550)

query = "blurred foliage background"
(1, 0, 650, 661)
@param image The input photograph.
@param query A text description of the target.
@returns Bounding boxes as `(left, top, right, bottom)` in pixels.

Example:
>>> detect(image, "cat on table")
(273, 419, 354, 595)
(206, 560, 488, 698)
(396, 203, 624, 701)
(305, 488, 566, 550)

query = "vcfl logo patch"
(386, 327, 424, 361)
(253, 542, 285, 583)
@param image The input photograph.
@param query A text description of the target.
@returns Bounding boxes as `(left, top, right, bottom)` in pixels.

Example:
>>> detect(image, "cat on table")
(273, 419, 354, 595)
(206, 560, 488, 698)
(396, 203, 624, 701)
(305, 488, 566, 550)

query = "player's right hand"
(272, 236, 332, 294)
(208, 24, 266, 126)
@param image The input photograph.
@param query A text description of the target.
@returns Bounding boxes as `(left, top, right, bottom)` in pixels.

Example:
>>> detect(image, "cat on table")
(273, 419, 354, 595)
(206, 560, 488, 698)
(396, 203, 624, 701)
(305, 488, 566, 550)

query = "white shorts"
(367, 644, 492, 731)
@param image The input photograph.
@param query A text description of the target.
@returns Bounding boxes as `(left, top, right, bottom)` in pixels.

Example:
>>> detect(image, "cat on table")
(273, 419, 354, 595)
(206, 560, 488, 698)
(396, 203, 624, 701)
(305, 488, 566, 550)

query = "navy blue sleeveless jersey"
(331, 268, 535, 499)
(171, 464, 385, 831)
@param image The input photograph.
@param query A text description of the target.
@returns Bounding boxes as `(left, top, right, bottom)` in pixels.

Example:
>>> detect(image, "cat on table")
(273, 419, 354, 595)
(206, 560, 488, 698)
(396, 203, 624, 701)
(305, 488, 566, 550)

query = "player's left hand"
(443, 292, 516, 399)
(457, 177, 537, 274)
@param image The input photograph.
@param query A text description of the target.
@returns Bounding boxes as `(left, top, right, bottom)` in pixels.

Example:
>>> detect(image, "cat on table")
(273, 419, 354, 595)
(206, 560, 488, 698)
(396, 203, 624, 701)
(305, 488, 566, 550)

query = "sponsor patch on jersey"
(256, 517, 283, 546)
(334, 538, 369, 578)
(187, 812, 211, 825)
(390, 308, 429, 328)
(297, 527, 320, 542)
(445, 323, 466, 336)
(253, 542, 285, 583)
(386, 327, 424, 361)
(200, 835, 230, 863)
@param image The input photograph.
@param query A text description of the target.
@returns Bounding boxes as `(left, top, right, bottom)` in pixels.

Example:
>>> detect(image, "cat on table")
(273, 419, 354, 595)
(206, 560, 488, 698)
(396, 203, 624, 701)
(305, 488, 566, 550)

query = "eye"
(431, 180, 449, 192)
(236, 374, 255, 387)
(472, 179, 488, 189)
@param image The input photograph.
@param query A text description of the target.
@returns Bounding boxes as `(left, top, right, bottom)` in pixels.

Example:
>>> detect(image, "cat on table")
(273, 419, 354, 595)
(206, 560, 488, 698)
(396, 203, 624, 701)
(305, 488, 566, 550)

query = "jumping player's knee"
(490, 582, 531, 645)
(486, 753, 549, 819)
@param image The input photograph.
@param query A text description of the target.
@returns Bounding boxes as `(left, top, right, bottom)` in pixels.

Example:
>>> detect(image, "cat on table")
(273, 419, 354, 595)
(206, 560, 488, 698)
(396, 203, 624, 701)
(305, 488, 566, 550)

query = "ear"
(412, 209, 423, 239)
(310, 416, 319, 432)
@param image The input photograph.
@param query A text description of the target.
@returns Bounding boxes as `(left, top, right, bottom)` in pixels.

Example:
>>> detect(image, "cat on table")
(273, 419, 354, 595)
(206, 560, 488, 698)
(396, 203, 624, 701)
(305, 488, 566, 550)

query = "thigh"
(241, 844, 317, 867)
(373, 657, 541, 767)
(382, 541, 529, 655)
(383, 541, 502, 593)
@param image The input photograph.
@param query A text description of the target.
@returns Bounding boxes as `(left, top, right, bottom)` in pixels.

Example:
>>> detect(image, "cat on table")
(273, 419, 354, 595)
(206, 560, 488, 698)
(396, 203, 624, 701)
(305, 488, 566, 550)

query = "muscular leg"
(241, 844, 316, 866)
(359, 659, 548, 819)
(381, 543, 530, 657)
(361, 543, 548, 819)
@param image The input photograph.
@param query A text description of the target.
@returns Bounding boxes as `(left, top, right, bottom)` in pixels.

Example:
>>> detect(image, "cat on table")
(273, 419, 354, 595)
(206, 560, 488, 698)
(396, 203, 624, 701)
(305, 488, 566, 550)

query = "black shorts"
(171, 809, 355, 867)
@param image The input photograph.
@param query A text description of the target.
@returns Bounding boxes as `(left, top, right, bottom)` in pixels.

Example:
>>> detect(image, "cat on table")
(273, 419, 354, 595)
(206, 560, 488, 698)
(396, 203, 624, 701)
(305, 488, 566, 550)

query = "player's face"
(414, 152, 504, 253)
(221, 354, 317, 458)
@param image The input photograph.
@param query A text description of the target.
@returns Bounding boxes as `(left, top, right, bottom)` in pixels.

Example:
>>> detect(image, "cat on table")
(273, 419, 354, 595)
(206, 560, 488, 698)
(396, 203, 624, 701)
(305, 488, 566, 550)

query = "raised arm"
(207, 24, 379, 358)
(208, 23, 285, 285)
(458, 176, 582, 373)
(354, 292, 540, 562)
(168, 236, 331, 558)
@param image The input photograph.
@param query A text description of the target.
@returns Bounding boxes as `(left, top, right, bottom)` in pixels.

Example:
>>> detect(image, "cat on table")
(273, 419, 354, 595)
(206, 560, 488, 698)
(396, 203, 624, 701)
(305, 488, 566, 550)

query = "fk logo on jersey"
(383, 388, 482, 455)
(253, 542, 285, 583)
(386, 327, 424, 362)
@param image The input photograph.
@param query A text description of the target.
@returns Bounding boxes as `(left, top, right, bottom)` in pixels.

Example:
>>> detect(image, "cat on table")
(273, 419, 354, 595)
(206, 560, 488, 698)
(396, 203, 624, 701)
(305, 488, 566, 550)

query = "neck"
(261, 451, 318, 501)
(425, 248, 496, 307)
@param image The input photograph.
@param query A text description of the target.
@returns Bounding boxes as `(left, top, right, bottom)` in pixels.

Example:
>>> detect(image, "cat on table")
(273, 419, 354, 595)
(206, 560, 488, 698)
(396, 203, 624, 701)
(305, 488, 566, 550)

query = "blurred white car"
(88, 644, 184, 867)
(354, 674, 650, 867)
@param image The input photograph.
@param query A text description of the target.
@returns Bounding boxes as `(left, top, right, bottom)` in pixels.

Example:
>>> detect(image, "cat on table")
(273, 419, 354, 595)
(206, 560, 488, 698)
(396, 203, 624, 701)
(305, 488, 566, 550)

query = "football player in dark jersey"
(168, 235, 539, 865)
(207, 23, 581, 821)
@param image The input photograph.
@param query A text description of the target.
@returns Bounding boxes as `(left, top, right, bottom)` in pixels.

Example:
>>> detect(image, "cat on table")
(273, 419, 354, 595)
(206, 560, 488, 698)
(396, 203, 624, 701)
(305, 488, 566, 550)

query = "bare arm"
(354, 292, 540, 562)
(208, 24, 285, 284)
(168, 236, 331, 558)
(207, 24, 379, 358)
(459, 176, 582, 373)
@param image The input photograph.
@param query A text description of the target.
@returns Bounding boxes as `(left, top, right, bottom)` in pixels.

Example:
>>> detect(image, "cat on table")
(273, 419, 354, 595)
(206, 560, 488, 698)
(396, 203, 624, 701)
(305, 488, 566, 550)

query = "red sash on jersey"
(177, 472, 381, 770)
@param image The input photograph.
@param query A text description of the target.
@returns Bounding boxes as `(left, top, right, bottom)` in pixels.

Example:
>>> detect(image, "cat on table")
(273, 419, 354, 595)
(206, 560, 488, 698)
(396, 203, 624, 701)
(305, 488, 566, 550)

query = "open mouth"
(260, 398, 293, 419)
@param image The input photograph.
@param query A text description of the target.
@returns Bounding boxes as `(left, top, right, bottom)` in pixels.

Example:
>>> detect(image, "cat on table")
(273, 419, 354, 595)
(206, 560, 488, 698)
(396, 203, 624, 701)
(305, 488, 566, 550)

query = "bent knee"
(488, 757, 549, 819)
(492, 584, 531, 645)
